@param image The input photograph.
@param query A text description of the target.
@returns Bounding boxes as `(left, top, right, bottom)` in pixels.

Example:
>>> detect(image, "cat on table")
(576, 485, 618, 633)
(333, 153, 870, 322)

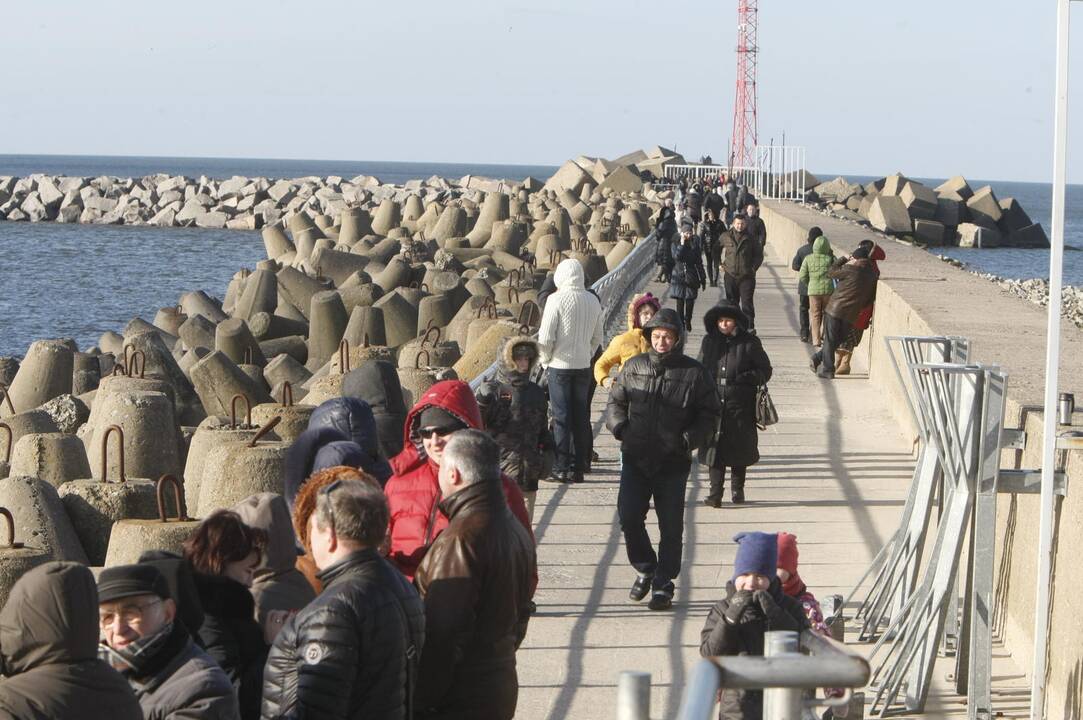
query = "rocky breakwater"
(0, 148, 666, 595)
(808, 173, 1049, 249)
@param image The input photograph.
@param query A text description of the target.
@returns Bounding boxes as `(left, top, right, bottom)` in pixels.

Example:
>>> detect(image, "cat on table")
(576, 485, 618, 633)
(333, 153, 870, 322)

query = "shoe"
(591, 450, 600, 462)
(685, 320, 693, 332)
(732, 487, 746, 504)
(703, 495, 722, 508)
(809, 357, 821, 374)
(836, 349, 852, 375)
(543, 472, 569, 484)
(528, 600, 537, 615)
(817, 372, 835, 380)
(800, 334, 810, 344)
(570, 471, 585, 484)
(648, 586, 674, 611)
(629, 574, 651, 602)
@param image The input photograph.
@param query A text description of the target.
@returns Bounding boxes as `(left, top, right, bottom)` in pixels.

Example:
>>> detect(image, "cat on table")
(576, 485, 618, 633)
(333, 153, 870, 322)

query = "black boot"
(731, 468, 747, 504)
(704, 469, 724, 507)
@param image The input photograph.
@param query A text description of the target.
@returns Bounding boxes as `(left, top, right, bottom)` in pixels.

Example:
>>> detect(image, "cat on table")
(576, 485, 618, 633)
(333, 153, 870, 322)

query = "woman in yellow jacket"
(594, 293, 661, 388)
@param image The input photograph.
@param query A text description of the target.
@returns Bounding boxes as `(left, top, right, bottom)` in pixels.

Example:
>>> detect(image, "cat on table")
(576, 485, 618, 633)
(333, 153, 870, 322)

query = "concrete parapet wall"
(761, 200, 1083, 713)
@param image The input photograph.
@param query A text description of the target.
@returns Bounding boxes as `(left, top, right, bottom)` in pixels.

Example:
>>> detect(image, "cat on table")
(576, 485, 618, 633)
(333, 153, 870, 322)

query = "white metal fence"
(661, 145, 809, 202)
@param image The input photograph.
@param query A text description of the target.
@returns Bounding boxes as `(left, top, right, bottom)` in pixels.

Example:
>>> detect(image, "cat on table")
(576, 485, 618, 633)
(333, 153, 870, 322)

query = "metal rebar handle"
(248, 415, 282, 447)
(230, 393, 251, 429)
(338, 339, 351, 374)
(0, 422, 11, 464)
(0, 507, 23, 548)
(415, 349, 431, 370)
(127, 349, 146, 379)
(100, 424, 126, 483)
(280, 382, 294, 407)
(421, 326, 441, 348)
(155, 475, 189, 522)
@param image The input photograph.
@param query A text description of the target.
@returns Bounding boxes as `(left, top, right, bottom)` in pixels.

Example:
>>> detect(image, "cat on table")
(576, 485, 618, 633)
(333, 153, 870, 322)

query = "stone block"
(195, 211, 228, 229)
(997, 197, 1034, 234)
(935, 197, 967, 228)
(881, 173, 910, 197)
(965, 186, 1002, 228)
(957, 222, 1002, 248)
(1007, 223, 1050, 248)
(913, 219, 946, 245)
(900, 181, 938, 220)
(867, 195, 912, 234)
(10, 433, 91, 488)
(936, 175, 973, 200)
(0, 475, 87, 563)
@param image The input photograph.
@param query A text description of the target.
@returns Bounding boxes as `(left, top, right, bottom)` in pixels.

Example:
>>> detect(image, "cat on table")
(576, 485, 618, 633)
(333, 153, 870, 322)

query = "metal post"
(617, 671, 651, 720)
(1033, 2, 1073, 718)
(763, 631, 802, 720)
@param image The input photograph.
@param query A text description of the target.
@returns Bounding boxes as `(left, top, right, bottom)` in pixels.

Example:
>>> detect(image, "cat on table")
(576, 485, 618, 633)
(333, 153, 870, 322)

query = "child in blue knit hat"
(700, 532, 810, 720)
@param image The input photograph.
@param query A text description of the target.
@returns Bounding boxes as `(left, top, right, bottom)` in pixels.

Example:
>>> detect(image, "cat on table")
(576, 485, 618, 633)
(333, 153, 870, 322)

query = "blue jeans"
(548, 367, 593, 473)
(617, 458, 690, 590)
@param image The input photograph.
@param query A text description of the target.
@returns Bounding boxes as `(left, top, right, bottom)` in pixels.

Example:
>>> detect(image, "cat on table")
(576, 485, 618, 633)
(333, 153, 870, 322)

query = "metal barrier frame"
(673, 630, 870, 720)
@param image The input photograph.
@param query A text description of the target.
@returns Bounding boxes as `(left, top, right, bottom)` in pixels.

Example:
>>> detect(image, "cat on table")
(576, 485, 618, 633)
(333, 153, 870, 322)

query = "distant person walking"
(699, 301, 772, 506)
(798, 234, 836, 347)
(789, 226, 822, 343)
(538, 258, 604, 484)
(670, 220, 707, 331)
(701, 209, 726, 287)
(810, 245, 879, 380)
(606, 308, 719, 611)
(720, 214, 764, 332)
(745, 202, 767, 249)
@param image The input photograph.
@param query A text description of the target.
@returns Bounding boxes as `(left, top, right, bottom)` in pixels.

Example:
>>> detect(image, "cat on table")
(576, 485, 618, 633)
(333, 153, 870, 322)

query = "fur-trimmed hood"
(626, 292, 661, 331)
(500, 335, 541, 373)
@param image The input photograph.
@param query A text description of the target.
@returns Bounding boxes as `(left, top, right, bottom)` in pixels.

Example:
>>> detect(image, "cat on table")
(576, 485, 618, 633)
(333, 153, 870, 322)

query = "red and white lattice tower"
(729, 0, 758, 169)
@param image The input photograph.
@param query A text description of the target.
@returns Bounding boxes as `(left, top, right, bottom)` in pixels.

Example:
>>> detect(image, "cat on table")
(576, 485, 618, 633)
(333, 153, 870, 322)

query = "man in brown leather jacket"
(414, 430, 537, 720)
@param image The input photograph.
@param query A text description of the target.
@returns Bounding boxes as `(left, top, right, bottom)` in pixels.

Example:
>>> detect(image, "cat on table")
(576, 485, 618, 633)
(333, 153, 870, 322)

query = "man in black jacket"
(789, 226, 822, 343)
(261, 480, 425, 720)
(745, 202, 767, 249)
(606, 309, 720, 611)
(720, 214, 765, 331)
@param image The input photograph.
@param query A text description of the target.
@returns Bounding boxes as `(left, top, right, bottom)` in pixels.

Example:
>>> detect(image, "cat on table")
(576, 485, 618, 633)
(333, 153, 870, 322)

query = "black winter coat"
(260, 549, 425, 720)
(703, 191, 726, 220)
(655, 230, 675, 269)
(669, 237, 706, 300)
(194, 573, 268, 720)
(790, 242, 815, 296)
(606, 318, 720, 474)
(700, 579, 810, 720)
(698, 308, 772, 469)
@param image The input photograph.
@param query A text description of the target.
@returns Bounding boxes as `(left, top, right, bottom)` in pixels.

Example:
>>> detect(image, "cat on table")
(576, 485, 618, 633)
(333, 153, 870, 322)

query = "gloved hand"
(753, 589, 780, 619)
(611, 421, 627, 441)
(724, 590, 754, 624)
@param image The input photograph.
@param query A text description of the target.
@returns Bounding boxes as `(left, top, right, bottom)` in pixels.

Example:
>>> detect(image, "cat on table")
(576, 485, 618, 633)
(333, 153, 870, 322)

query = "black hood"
(308, 397, 393, 483)
(703, 301, 750, 336)
(641, 307, 686, 352)
(342, 360, 407, 417)
(284, 425, 351, 509)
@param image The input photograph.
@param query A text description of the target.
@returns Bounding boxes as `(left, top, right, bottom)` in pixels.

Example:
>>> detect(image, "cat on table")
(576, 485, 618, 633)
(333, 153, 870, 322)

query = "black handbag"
(756, 385, 779, 430)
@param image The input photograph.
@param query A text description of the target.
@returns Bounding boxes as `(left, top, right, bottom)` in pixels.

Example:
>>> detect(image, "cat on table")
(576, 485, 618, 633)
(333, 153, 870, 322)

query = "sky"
(3, 0, 1083, 183)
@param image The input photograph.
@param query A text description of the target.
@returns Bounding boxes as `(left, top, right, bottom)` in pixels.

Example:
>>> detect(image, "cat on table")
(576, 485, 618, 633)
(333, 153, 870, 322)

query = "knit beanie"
(732, 531, 778, 580)
(418, 406, 466, 431)
(777, 532, 805, 597)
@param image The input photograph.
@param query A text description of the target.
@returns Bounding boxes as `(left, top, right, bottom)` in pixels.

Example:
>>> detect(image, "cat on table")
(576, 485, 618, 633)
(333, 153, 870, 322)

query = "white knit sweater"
(538, 259, 604, 370)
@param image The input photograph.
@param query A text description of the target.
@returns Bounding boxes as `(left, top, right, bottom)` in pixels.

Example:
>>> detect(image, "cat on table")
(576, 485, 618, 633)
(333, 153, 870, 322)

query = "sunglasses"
(419, 425, 458, 440)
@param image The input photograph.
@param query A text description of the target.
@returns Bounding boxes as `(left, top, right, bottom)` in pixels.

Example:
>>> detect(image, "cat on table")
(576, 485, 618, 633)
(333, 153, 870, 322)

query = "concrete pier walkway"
(515, 247, 918, 719)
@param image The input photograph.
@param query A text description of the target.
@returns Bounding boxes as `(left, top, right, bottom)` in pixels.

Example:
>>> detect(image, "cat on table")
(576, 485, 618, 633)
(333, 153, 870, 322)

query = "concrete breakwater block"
(181, 290, 228, 325)
(250, 401, 314, 444)
(913, 219, 946, 246)
(0, 511, 51, 609)
(338, 207, 373, 245)
(179, 314, 218, 352)
(466, 192, 509, 247)
(936, 175, 974, 200)
(10, 433, 90, 488)
(1008, 223, 1050, 248)
(263, 353, 312, 392)
(276, 266, 331, 321)
(935, 197, 967, 229)
(453, 321, 522, 383)
(0, 475, 87, 563)
(59, 475, 159, 566)
(72, 352, 101, 397)
(190, 351, 273, 417)
(105, 476, 198, 567)
(309, 247, 369, 287)
(40, 394, 90, 435)
(966, 186, 1002, 229)
(82, 392, 182, 481)
(373, 292, 419, 349)
(900, 182, 937, 220)
(233, 269, 278, 322)
(249, 312, 309, 343)
(196, 431, 288, 517)
(258, 336, 307, 366)
(957, 222, 1002, 248)
(341, 305, 387, 349)
(371, 199, 402, 236)
(124, 331, 205, 425)
(2, 410, 60, 451)
(216, 317, 267, 368)
(183, 415, 259, 512)
(262, 224, 296, 260)
(2, 340, 74, 419)
(867, 195, 912, 234)
(307, 291, 349, 371)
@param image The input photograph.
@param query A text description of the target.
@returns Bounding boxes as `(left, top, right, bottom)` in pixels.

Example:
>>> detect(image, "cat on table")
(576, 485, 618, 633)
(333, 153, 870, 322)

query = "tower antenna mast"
(729, 0, 758, 169)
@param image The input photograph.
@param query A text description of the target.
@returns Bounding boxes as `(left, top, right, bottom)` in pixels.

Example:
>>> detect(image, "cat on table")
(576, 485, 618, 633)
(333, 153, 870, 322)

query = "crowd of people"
(0, 198, 877, 719)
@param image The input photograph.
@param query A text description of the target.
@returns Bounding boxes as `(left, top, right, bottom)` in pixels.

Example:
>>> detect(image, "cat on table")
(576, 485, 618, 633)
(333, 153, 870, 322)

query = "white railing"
(658, 145, 809, 203)
(468, 230, 659, 391)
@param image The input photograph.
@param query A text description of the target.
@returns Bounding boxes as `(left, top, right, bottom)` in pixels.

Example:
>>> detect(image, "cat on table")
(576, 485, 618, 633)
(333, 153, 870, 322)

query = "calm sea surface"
(0, 157, 1079, 358)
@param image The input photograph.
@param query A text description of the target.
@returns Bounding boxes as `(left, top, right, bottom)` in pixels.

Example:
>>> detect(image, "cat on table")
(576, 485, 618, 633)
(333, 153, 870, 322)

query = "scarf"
(99, 621, 186, 679)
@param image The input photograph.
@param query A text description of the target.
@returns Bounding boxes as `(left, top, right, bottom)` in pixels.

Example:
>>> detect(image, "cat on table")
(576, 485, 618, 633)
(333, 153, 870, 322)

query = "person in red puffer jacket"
(386, 380, 536, 590)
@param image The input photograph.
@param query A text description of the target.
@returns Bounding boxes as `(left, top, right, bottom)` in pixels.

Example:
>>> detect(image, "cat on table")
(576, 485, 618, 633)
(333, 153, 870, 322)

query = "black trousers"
(798, 294, 810, 338)
(704, 243, 722, 284)
(675, 298, 696, 328)
(723, 273, 757, 329)
(618, 459, 689, 591)
(813, 313, 851, 378)
(708, 466, 746, 499)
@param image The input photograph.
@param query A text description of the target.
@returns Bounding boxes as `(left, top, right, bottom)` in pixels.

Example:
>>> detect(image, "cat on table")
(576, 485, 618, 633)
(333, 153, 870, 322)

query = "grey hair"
(314, 480, 389, 547)
(441, 429, 501, 487)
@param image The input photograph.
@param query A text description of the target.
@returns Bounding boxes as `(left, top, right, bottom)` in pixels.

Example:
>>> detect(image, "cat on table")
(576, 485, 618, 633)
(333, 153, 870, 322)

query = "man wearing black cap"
(98, 564, 239, 720)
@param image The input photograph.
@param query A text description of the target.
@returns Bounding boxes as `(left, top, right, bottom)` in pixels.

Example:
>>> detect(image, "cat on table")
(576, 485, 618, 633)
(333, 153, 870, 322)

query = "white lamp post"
(1031, 1, 1075, 718)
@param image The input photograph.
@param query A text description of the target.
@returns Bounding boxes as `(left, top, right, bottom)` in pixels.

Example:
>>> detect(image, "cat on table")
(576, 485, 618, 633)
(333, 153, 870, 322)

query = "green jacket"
(798, 236, 835, 296)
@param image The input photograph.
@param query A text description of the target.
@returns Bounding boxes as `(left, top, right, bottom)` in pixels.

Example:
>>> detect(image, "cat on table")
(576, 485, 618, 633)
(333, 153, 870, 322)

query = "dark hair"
(807, 226, 823, 243)
(313, 480, 389, 548)
(183, 510, 268, 576)
(858, 239, 875, 250)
